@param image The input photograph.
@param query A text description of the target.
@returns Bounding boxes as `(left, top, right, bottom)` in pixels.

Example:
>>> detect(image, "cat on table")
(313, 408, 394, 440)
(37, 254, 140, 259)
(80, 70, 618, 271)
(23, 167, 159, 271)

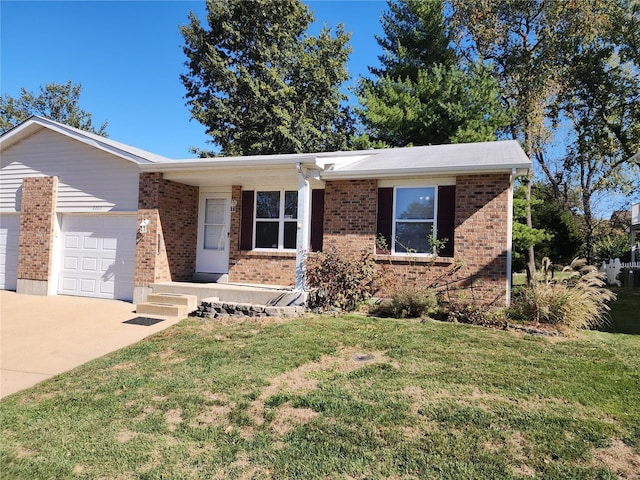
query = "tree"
(449, 0, 639, 267)
(357, 0, 510, 147)
(530, 183, 583, 267)
(512, 182, 552, 273)
(180, 0, 353, 156)
(0, 81, 107, 135)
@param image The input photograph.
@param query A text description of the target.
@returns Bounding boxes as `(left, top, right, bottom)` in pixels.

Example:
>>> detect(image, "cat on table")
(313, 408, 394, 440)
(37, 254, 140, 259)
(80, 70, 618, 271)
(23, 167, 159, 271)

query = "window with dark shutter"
(437, 185, 456, 257)
(376, 187, 393, 254)
(310, 189, 325, 252)
(240, 190, 254, 250)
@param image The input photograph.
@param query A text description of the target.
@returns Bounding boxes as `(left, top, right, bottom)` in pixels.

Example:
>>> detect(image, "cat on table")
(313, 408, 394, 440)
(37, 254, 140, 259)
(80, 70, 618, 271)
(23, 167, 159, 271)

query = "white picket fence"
(599, 258, 640, 285)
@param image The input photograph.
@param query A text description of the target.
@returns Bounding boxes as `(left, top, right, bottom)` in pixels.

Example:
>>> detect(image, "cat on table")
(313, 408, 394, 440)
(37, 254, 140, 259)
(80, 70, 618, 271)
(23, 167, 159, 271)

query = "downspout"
(295, 163, 311, 291)
(506, 168, 516, 306)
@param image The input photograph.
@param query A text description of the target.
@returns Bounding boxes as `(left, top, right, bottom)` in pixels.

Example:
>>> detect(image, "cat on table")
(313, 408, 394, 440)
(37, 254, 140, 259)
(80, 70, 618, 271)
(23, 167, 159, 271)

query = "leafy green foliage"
(305, 248, 377, 311)
(509, 259, 617, 330)
(449, 0, 639, 264)
(357, 0, 510, 147)
(530, 184, 584, 267)
(0, 81, 107, 135)
(512, 182, 552, 271)
(180, 0, 353, 156)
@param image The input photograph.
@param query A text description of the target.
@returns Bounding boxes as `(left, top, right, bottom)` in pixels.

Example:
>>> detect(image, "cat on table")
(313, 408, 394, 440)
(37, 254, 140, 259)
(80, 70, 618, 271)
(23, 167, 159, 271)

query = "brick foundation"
(16, 176, 58, 295)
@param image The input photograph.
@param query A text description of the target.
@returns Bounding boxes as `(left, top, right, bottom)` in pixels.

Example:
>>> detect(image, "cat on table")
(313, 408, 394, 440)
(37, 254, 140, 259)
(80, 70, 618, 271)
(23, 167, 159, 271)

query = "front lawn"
(1, 315, 639, 479)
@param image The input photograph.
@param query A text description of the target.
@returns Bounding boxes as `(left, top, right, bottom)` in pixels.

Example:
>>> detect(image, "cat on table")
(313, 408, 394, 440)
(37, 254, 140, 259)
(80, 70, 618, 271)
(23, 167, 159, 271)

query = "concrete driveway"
(0, 291, 184, 399)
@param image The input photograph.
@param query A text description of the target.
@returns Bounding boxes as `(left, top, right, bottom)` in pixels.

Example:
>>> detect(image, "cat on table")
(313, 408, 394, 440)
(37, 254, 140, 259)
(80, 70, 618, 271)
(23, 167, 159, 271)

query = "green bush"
(374, 285, 438, 318)
(509, 258, 616, 329)
(306, 248, 378, 311)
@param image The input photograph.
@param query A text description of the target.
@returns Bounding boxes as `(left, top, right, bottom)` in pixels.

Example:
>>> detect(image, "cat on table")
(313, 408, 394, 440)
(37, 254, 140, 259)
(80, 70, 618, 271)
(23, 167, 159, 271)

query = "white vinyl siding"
(0, 128, 139, 213)
(0, 214, 20, 290)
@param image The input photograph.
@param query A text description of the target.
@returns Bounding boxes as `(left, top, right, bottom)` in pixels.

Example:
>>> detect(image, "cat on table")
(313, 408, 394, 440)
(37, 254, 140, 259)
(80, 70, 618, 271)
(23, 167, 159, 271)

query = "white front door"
(196, 194, 230, 274)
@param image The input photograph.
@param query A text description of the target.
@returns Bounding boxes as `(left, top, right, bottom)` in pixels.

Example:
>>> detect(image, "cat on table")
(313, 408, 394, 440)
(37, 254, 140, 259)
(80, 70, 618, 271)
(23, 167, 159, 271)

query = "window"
(393, 187, 436, 254)
(254, 190, 298, 249)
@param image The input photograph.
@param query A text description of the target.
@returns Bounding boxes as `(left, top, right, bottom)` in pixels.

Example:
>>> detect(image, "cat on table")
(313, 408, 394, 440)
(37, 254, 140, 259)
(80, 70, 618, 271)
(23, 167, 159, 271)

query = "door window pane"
(205, 198, 225, 224)
(204, 225, 225, 250)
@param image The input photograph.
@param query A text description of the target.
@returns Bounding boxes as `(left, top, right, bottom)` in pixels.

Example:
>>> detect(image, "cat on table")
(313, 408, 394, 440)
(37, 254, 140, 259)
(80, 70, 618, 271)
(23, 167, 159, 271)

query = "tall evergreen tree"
(0, 81, 107, 135)
(180, 0, 353, 156)
(356, 0, 510, 148)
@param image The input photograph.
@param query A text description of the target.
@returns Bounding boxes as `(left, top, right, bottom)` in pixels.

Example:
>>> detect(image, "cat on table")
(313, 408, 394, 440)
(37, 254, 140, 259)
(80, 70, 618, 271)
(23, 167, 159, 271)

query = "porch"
(135, 280, 307, 318)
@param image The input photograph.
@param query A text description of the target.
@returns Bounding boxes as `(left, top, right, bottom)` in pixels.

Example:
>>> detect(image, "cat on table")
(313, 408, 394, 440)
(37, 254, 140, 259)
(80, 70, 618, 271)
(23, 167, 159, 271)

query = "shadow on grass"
(599, 288, 640, 335)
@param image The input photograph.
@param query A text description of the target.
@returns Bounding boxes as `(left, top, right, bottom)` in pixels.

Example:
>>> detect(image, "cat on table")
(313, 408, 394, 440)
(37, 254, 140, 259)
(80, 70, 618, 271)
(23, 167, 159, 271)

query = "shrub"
(306, 248, 378, 311)
(374, 285, 438, 318)
(509, 258, 616, 329)
(447, 302, 508, 328)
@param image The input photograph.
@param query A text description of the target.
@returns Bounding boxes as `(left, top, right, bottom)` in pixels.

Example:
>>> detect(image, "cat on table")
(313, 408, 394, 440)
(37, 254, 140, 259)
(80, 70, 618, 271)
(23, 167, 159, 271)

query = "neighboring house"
(0, 116, 530, 307)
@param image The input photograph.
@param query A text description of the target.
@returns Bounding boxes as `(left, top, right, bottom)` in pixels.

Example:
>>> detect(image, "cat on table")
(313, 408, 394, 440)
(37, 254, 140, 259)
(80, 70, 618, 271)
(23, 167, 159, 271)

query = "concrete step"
(136, 302, 189, 318)
(146, 293, 197, 311)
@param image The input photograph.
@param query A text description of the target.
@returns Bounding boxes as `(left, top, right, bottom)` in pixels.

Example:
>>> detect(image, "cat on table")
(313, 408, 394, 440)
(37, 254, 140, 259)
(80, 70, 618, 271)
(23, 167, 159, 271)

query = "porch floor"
(150, 281, 307, 306)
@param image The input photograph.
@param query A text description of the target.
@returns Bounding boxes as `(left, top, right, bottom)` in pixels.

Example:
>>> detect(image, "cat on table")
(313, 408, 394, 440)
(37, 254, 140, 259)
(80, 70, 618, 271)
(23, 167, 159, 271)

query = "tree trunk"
(525, 174, 537, 286)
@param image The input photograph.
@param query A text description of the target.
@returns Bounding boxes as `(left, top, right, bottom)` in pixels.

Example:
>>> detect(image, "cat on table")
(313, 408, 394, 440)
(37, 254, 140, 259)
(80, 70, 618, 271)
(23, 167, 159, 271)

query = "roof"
(1, 116, 531, 179)
(0, 116, 171, 164)
(143, 140, 530, 178)
(319, 140, 531, 179)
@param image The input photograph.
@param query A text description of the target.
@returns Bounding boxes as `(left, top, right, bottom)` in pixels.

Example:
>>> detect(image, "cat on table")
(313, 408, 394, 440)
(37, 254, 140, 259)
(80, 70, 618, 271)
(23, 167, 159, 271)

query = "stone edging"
(189, 299, 305, 319)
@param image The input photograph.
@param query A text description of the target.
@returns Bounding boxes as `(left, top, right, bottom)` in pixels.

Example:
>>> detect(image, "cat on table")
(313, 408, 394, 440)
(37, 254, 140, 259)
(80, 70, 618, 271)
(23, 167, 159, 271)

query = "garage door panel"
(59, 215, 136, 301)
(83, 236, 98, 250)
(81, 257, 99, 272)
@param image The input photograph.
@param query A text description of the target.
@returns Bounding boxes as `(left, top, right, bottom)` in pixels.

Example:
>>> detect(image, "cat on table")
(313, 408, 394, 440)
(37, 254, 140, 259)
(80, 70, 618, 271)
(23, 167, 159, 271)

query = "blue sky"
(1, 0, 386, 158)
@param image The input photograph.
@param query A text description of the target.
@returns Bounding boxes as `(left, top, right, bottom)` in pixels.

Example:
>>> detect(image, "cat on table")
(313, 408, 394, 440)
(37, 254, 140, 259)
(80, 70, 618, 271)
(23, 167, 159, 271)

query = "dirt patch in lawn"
(593, 438, 640, 479)
(248, 346, 399, 432)
(165, 408, 183, 432)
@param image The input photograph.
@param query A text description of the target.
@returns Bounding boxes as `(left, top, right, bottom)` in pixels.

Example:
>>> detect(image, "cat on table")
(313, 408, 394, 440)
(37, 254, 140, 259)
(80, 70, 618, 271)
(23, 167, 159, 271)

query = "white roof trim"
(0, 116, 171, 164)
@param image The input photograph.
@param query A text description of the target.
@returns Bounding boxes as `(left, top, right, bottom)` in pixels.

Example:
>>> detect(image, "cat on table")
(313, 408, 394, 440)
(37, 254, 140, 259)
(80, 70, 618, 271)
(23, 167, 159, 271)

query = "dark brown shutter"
(376, 187, 393, 254)
(310, 189, 325, 252)
(437, 185, 456, 257)
(240, 190, 254, 251)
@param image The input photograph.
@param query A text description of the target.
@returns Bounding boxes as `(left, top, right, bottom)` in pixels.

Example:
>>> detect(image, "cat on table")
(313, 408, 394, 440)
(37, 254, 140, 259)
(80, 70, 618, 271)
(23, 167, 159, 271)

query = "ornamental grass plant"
(510, 258, 616, 330)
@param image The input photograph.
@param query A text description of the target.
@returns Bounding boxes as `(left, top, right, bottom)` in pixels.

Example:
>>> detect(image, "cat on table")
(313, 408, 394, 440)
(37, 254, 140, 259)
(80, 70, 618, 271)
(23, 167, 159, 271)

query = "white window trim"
(391, 186, 438, 257)
(253, 189, 298, 251)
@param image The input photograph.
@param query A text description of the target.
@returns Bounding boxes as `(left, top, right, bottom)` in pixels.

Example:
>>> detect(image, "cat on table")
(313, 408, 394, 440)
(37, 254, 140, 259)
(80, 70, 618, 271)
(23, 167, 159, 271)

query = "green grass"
(2, 315, 639, 479)
(601, 288, 640, 335)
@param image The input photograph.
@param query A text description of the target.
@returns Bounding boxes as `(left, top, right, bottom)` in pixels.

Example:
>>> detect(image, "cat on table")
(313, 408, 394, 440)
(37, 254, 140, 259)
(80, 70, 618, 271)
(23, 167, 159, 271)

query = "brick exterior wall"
(134, 173, 199, 288)
(452, 173, 511, 305)
(228, 185, 296, 286)
(17, 176, 58, 281)
(322, 179, 378, 256)
(373, 174, 511, 306)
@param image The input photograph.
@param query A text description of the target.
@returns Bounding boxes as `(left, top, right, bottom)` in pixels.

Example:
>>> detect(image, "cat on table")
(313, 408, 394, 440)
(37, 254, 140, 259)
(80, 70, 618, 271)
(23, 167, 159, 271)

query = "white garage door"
(58, 215, 136, 301)
(0, 214, 20, 291)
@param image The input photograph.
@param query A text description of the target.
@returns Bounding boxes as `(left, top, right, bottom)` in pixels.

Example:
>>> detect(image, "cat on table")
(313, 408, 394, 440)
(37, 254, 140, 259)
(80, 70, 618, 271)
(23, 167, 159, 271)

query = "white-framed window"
(254, 190, 298, 250)
(392, 186, 436, 255)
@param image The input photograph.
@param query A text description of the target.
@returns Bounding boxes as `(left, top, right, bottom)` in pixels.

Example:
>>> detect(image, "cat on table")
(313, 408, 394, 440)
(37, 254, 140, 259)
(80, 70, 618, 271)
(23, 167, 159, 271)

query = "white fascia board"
(139, 156, 320, 172)
(320, 164, 531, 180)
